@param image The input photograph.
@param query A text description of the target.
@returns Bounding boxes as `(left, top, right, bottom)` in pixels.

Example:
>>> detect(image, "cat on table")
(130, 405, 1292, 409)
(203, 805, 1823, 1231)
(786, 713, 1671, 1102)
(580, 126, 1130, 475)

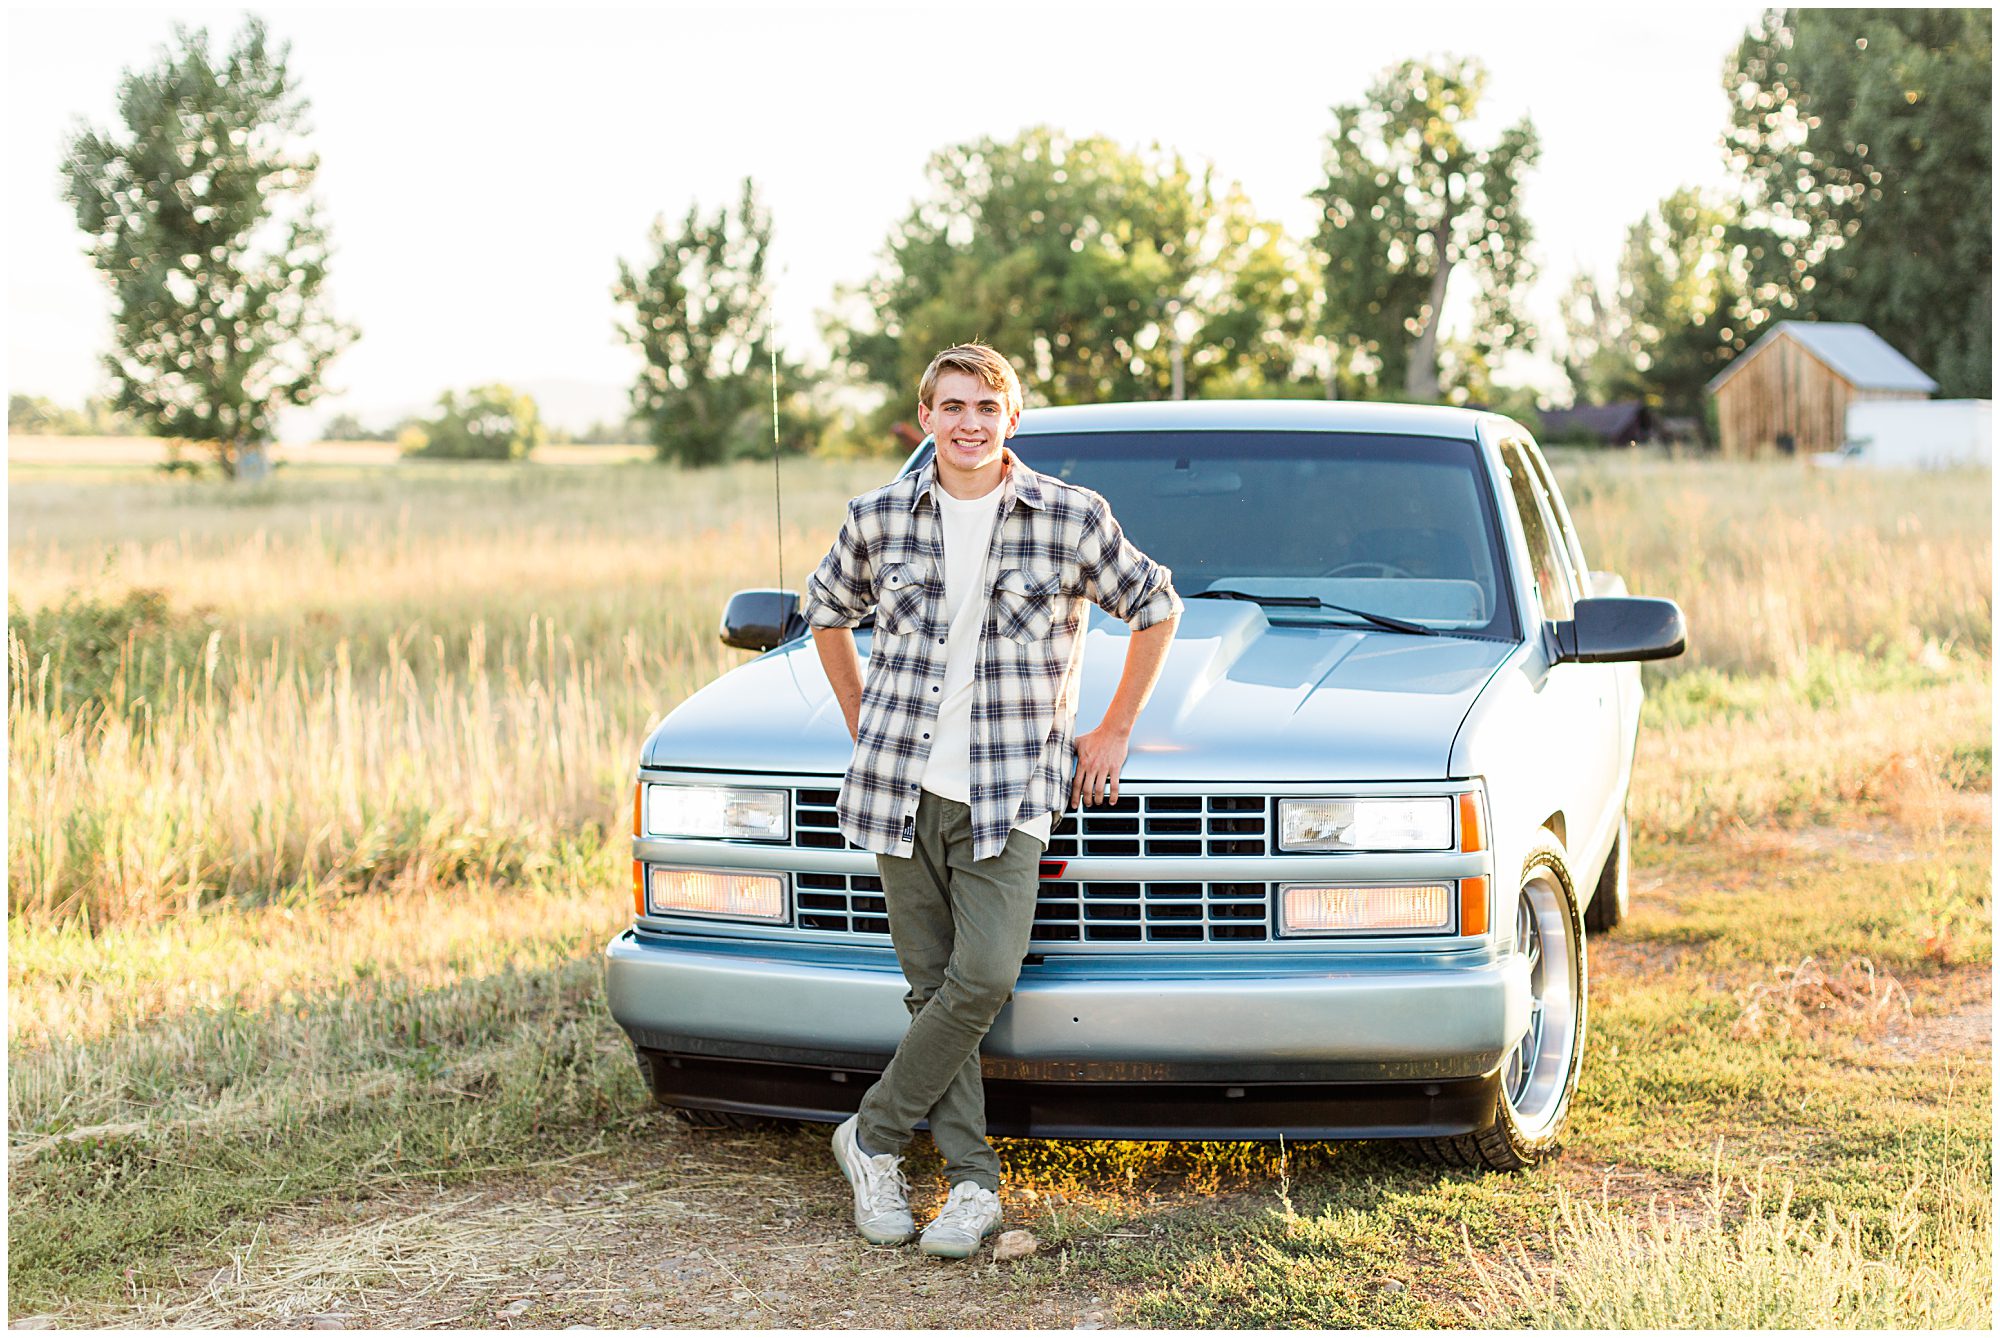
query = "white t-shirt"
(919, 482, 1053, 848)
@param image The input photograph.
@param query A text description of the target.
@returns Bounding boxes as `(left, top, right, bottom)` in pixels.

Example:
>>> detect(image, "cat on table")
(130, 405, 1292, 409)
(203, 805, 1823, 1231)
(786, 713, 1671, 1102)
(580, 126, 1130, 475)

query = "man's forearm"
(1099, 615, 1179, 735)
(813, 626, 865, 741)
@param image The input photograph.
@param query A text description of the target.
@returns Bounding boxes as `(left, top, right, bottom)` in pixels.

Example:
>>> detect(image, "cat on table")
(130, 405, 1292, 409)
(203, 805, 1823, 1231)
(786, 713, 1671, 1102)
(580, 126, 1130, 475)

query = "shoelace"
(933, 1183, 997, 1227)
(857, 1152, 910, 1210)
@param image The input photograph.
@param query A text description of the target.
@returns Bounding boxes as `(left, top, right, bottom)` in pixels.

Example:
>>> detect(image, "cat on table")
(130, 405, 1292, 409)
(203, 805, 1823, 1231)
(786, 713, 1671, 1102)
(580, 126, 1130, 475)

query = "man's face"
(918, 370, 1019, 476)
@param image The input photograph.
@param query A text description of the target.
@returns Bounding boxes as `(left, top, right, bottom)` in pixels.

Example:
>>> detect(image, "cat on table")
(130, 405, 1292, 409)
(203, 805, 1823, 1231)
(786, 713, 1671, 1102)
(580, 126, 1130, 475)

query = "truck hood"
(643, 601, 1515, 782)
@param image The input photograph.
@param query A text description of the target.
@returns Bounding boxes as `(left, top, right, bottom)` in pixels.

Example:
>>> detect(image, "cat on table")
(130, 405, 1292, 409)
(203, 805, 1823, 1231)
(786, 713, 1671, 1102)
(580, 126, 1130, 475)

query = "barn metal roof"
(1706, 321, 1939, 394)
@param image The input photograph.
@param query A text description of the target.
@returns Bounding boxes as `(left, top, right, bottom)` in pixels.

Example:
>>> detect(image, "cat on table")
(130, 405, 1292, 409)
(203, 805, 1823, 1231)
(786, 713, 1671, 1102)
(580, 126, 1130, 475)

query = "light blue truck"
(607, 401, 1685, 1168)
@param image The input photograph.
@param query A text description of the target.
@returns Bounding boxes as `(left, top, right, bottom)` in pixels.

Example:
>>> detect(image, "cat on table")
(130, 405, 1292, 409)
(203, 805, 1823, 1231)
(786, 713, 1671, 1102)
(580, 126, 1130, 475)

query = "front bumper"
(636, 1048, 1503, 1139)
(606, 929, 1528, 1137)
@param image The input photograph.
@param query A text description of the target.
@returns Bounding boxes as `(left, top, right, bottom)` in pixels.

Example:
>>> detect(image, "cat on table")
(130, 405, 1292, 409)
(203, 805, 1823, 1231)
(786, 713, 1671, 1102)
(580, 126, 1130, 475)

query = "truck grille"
(792, 789, 1272, 858)
(793, 871, 1272, 945)
(789, 788, 1277, 945)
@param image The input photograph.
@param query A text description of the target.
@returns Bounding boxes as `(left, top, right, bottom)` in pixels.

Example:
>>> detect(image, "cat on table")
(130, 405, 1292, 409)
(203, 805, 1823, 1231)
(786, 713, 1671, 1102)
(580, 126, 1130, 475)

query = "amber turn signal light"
(631, 784, 646, 916)
(1457, 791, 1485, 852)
(1458, 875, 1489, 937)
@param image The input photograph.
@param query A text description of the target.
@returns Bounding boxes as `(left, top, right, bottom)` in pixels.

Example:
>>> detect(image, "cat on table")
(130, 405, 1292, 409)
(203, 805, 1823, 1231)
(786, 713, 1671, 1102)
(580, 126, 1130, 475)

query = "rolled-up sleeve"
(1077, 494, 1182, 630)
(803, 500, 874, 629)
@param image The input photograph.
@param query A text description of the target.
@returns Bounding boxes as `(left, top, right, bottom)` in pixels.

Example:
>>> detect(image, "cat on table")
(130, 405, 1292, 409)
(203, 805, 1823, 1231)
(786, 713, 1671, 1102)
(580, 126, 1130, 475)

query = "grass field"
(7, 440, 1991, 1327)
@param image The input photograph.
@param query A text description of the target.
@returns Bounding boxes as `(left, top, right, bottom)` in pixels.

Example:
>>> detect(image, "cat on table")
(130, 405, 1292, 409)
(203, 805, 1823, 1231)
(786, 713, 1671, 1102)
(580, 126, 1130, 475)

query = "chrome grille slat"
(791, 791, 1272, 860)
(790, 872, 1274, 945)
(787, 789, 1277, 944)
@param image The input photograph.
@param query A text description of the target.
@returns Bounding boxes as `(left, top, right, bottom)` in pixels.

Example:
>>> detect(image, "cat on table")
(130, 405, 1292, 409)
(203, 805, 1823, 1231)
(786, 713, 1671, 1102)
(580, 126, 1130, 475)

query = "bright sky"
(7, 1, 1767, 436)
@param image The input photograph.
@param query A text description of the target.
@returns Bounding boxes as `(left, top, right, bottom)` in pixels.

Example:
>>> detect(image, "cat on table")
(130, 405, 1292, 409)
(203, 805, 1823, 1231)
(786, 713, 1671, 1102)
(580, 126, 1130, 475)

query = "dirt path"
(81, 1130, 1121, 1331)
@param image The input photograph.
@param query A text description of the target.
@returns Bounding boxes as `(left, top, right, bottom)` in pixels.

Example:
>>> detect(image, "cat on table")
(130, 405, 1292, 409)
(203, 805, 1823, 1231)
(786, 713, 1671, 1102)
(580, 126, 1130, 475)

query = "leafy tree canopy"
(402, 385, 543, 461)
(1725, 8, 1991, 395)
(834, 127, 1316, 415)
(1563, 188, 1748, 438)
(614, 178, 795, 467)
(9, 394, 142, 437)
(59, 17, 356, 476)
(1311, 58, 1539, 403)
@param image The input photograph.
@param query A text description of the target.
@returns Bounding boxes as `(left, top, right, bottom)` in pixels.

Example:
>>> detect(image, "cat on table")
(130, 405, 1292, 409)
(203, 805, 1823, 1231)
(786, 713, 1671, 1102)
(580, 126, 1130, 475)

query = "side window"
(1519, 440, 1592, 597)
(1502, 441, 1575, 622)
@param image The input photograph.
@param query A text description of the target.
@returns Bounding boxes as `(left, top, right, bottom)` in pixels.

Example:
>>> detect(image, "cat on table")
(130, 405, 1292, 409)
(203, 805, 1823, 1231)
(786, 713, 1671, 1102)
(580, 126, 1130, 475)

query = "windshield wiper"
(1187, 589, 1437, 636)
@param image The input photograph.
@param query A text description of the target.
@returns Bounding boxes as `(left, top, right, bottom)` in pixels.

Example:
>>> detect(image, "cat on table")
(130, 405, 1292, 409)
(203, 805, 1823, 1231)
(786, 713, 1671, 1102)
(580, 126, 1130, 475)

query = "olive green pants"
(855, 792, 1045, 1192)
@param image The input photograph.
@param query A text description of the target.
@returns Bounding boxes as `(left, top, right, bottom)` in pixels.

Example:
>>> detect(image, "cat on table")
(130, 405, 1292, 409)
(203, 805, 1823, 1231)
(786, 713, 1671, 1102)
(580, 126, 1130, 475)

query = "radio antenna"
(769, 332, 786, 593)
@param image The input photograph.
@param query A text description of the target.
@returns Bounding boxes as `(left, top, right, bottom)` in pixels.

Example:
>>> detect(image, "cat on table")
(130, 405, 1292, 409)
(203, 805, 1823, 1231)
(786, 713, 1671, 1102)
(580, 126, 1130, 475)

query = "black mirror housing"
(720, 589, 806, 652)
(1552, 597, 1687, 664)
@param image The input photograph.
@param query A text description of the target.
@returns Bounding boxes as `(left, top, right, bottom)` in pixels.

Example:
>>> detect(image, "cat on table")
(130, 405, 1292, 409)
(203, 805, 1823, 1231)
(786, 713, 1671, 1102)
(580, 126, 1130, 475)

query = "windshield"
(909, 430, 1517, 638)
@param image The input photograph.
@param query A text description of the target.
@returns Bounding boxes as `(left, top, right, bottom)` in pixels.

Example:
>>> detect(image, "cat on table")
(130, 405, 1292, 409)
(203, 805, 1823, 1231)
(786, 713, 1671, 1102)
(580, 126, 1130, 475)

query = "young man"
(803, 343, 1181, 1258)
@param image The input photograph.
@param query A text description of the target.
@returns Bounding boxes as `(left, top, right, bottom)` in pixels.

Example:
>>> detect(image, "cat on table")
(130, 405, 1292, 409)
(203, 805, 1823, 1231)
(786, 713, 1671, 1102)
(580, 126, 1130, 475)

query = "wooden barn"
(1705, 321, 1937, 458)
(1537, 400, 1658, 447)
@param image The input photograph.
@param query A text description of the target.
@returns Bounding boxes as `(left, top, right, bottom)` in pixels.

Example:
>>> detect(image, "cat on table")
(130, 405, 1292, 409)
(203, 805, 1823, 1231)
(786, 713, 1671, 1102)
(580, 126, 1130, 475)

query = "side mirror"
(1552, 597, 1686, 664)
(720, 589, 806, 652)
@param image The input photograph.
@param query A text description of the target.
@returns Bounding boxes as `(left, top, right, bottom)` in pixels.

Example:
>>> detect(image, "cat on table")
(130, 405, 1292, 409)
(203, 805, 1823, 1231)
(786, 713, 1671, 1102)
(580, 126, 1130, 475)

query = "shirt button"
(936, 638, 945, 645)
(931, 685, 939, 692)
(922, 732, 930, 739)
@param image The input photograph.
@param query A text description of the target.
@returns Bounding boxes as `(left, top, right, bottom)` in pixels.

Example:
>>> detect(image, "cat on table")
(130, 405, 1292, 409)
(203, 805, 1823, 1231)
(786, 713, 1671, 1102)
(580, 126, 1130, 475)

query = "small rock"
(10, 1319, 60, 1332)
(306, 1317, 353, 1331)
(993, 1229, 1038, 1262)
(1380, 1279, 1407, 1295)
(500, 1299, 533, 1317)
(1075, 1322, 1104, 1332)
(563, 1327, 598, 1331)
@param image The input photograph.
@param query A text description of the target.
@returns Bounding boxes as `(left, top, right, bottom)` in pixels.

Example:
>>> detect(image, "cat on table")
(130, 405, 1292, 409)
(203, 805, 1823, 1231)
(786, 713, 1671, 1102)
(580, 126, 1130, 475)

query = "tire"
(1410, 832, 1587, 1171)
(666, 1105, 782, 1132)
(1583, 810, 1630, 934)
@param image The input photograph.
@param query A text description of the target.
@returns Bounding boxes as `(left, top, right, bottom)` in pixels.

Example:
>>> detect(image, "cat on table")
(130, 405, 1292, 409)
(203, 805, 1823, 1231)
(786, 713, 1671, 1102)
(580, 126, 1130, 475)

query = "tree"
(1725, 8, 1991, 395)
(1311, 58, 1540, 402)
(320, 411, 399, 442)
(613, 178, 789, 467)
(1555, 272, 1642, 406)
(833, 127, 1316, 413)
(402, 385, 543, 461)
(59, 18, 356, 477)
(8, 393, 142, 436)
(1618, 189, 1749, 432)
(1560, 188, 1748, 437)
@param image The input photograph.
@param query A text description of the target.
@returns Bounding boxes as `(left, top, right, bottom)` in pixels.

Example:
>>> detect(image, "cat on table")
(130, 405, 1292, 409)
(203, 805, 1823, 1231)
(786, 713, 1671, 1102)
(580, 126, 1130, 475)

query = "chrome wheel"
(1501, 872, 1580, 1138)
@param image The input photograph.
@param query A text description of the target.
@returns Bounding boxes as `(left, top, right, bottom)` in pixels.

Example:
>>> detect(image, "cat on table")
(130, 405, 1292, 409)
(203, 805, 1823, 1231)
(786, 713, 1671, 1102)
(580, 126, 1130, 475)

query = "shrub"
(403, 385, 544, 461)
(6, 588, 206, 721)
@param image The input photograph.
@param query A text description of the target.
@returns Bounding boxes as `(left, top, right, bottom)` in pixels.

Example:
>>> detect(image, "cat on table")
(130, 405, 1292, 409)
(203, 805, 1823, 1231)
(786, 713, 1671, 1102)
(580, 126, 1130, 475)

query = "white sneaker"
(919, 1180, 1003, 1259)
(830, 1115, 913, 1245)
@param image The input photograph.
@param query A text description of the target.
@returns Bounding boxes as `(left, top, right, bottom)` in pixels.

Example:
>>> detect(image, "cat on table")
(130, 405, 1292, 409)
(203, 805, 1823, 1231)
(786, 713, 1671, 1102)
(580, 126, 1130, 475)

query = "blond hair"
(917, 343, 1023, 416)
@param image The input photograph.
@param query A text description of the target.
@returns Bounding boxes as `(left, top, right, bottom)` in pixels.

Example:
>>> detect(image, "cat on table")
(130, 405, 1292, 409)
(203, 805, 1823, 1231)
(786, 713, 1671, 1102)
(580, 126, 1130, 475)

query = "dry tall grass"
(1473, 1152, 1991, 1328)
(1547, 452, 1991, 676)
(7, 451, 1989, 930)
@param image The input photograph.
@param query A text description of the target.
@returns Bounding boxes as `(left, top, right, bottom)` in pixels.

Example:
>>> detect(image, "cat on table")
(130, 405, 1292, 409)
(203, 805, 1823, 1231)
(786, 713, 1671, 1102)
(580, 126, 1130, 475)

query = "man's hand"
(812, 626, 864, 742)
(1068, 614, 1179, 809)
(1070, 722, 1132, 808)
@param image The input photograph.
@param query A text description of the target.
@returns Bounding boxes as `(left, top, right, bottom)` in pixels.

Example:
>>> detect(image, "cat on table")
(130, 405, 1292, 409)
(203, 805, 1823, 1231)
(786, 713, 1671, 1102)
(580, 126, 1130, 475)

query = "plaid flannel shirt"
(804, 448, 1182, 863)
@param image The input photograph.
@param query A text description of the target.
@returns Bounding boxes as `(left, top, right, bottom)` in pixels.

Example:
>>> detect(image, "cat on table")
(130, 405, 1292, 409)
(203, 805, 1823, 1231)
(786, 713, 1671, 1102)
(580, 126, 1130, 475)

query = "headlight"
(645, 867, 787, 922)
(1280, 882, 1454, 935)
(643, 785, 788, 841)
(1278, 797, 1453, 851)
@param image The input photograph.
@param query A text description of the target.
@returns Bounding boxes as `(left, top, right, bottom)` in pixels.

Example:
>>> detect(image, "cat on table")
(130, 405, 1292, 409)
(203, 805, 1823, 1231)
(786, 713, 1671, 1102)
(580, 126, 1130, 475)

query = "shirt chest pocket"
(992, 568, 1062, 644)
(874, 562, 930, 634)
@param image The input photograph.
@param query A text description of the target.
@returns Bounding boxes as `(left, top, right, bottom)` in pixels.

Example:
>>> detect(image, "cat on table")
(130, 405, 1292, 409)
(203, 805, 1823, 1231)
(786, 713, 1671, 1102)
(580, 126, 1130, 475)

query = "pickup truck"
(606, 400, 1685, 1169)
